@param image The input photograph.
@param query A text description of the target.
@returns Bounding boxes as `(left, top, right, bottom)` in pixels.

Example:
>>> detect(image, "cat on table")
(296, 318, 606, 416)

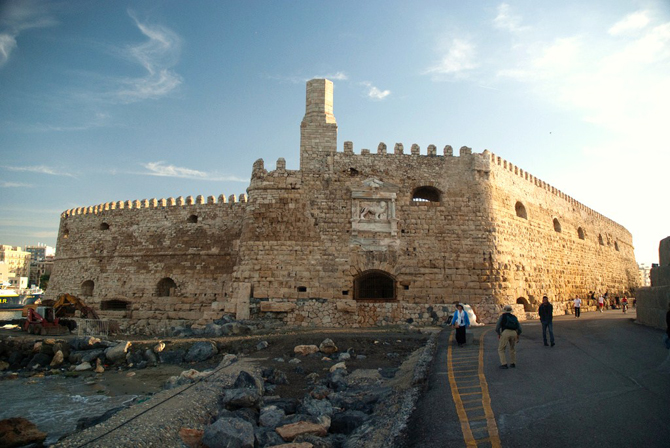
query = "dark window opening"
(63, 228, 70, 239)
(578, 227, 585, 240)
(598, 234, 604, 246)
(516, 297, 532, 311)
(100, 222, 110, 230)
(412, 186, 441, 203)
(354, 270, 396, 300)
(515, 202, 527, 219)
(553, 218, 561, 233)
(297, 286, 307, 292)
(615, 241, 620, 251)
(342, 290, 349, 296)
(81, 280, 94, 297)
(101, 300, 129, 311)
(157, 277, 177, 297)
(187, 215, 198, 224)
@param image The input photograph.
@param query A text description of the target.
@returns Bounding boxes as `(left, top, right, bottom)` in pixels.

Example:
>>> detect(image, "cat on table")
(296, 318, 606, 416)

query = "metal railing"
(76, 318, 109, 337)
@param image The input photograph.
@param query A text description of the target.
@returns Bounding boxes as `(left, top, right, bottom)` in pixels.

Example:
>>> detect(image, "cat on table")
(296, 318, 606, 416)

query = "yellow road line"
(447, 331, 478, 447)
(478, 328, 502, 448)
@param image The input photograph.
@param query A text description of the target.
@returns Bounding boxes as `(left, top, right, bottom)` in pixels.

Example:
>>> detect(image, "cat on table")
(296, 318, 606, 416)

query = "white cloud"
(609, 10, 651, 35)
(323, 72, 348, 81)
(0, 181, 33, 188)
(3, 165, 74, 177)
(139, 161, 247, 182)
(115, 11, 182, 102)
(0, 0, 57, 67)
(494, 3, 529, 33)
(361, 82, 390, 100)
(425, 38, 478, 77)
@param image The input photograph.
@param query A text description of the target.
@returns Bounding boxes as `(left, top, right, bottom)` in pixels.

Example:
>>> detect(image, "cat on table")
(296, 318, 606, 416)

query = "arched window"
(516, 297, 532, 311)
(157, 277, 177, 297)
(63, 228, 70, 239)
(598, 234, 604, 246)
(412, 186, 441, 203)
(187, 215, 198, 224)
(81, 280, 95, 297)
(515, 202, 527, 219)
(577, 227, 585, 240)
(354, 270, 396, 300)
(553, 218, 561, 233)
(100, 222, 110, 230)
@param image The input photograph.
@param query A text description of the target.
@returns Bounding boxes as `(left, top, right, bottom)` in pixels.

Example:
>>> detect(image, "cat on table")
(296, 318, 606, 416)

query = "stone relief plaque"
(350, 178, 399, 248)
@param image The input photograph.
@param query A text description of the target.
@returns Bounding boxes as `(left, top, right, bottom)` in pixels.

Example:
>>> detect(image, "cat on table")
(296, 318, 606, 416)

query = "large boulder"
(202, 417, 254, 448)
(220, 389, 262, 410)
(0, 417, 46, 448)
(300, 397, 334, 418)
(262, 397, 299, 415)
(275, 417, 329, 442)
(104, 341, 131, 364)
(50, 350, 64, 367)
(27, 353, 51, 369)
(222, 322, 252, 335)
(185, 341, 218, 363)
(259, 405, 285, 428)
(70, 336, 103, 351)
(81, 348, 106, 363)
(254, 426, 285, 447)
(233, 371, 264, 394)
(159, 349, 186, 364)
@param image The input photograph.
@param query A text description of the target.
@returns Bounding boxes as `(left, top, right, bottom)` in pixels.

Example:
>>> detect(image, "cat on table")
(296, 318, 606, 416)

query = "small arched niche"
(157, 277, 177, 297)
(411, 186, 441, 203)
(598, 234, 604, 246)
(63, 228, 70, 239)
(81, 280, 95, 297)
(187, 215, 198, 224)
(515, 201, 527, 219)
(354, 270, 396, 300)
(577, 227, 585, 240)
(553, 218, 561, 233)
(516, 297, 532, 312)
(100, 222, 110, 230)
(615, 241, 620, 251)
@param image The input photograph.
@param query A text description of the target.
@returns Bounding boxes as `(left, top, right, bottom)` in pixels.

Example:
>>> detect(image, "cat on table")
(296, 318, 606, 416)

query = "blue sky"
(1, 0, 668, 265)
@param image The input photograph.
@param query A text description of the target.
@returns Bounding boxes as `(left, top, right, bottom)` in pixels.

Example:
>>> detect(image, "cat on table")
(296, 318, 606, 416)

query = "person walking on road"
(450, 303, 470, 347)
(538, 296, 555, 347)
(496, 305, 522, 369)
(598, 295, 605, 312)
(621, 297, 628, 313)
(573, 296, 582, 318)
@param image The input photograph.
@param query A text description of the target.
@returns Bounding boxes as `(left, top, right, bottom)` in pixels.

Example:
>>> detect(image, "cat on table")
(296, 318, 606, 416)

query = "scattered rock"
(300, 397, 334, 418)
(262, 397, 299, 415)
(159, 349, 186, 364)
(165, 369, 213, 389)
(337, 352, 351, 361)
(330, 410, 369, 434)
(144, 349, 158, 365)
(75, 362, 92, 371)
(81, 348, 105, 363)
(275, 419, 329, 442)
(254, 426, 285, 447)
(294, 345, 319, 356)
(319, 339, 338, 355)
(184, 341, 218, 363)
(221, 388, 262, 409)
(202, 417, 254, 448)
(288, 358, 301, 365)
(178, 427, 205, 448)
(0, 417, 47, 448)
(259, 405, 286, 428)
(70, 336, 102, 351)
(105, 341, 131, 364)
(0, 361, 8, 371)
(256, 341, 269, 351)
(95, 358, 105, 373)
(233, 370, 264, 393)
(153, 341, 166, 353)
(329, 362, 346, 373)
(76, 407, 125, 431)
(50, 350, 64, 367)
(27, 353, 51, 369)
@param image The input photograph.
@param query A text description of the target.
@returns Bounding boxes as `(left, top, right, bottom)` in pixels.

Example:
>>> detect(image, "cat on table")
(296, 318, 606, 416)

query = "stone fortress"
(48, 79, 640, 332)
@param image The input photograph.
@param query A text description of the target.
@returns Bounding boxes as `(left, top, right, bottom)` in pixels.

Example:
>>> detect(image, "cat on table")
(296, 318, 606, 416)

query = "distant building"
(638, 263, 651, 287)
(29, 256, 54, 289)
(7, 275, 28, 289)
(0, 245, 31, 278)
(0, 262, 10, 286)
(25, 244, 56, 262)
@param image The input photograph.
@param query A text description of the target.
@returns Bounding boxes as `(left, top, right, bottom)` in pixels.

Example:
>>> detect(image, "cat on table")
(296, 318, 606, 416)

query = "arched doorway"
(354, 270, 396, 300)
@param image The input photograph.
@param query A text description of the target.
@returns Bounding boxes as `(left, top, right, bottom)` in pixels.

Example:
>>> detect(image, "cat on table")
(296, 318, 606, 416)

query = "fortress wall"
(239, 144, 500, 324)
(49, 195, 247, 325)
(484, 151, 639, 308)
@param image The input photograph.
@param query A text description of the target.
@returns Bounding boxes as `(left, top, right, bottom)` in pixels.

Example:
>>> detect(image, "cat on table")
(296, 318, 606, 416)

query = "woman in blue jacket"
(450, 304, 470, 347)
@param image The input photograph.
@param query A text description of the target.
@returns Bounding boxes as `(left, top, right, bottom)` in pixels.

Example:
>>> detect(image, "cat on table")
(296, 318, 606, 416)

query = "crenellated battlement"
(60, 192, 249, 219)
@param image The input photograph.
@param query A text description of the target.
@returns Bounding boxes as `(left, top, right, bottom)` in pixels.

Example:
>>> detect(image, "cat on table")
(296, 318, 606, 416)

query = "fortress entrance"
(354, 270, 396, 300)
(517, 297, 532, 311)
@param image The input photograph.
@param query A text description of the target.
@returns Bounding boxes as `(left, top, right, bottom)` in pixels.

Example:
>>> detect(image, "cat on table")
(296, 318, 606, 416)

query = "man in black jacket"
(539, 296, 555, 347)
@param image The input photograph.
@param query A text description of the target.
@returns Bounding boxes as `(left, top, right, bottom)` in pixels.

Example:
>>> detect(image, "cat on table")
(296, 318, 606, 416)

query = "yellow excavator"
(22, 293, 99, 319)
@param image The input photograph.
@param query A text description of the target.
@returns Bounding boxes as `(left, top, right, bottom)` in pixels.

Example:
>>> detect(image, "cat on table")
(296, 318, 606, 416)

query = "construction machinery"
(23, 306, 76, 335)
(22, 293, 99, 319)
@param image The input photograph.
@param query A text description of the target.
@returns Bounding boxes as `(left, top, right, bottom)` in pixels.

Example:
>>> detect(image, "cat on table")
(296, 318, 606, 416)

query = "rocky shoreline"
(0, 319, 438, 448)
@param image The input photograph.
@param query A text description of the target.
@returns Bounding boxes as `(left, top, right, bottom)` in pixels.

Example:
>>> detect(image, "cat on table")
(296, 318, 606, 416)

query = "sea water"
(0, 375, 137, 445)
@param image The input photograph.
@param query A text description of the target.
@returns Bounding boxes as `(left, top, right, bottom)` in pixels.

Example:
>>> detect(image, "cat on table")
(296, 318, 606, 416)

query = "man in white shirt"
(597, 295, 604, 312)
(574, 296, 582, 318)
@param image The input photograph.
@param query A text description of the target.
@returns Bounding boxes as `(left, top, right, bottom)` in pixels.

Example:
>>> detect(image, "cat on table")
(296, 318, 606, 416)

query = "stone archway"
(516, 297, 532, 312)
(354, 270, 396, 300)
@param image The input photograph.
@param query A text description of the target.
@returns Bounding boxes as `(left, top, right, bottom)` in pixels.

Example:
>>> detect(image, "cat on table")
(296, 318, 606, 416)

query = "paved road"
(402, 309, 670, 448)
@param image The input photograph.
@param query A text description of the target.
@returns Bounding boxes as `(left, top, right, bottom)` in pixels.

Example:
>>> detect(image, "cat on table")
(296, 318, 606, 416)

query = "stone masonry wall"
(484, 151, 639, 312)
(49, 195, 247, 325)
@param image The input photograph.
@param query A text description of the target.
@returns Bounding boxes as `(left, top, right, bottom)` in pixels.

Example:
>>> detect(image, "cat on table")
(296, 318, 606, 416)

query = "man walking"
(496, 305, 522, 369)
(598, 295, 605, 312)
(573, 296, 581, 318)
(539, 296, 555, 347)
